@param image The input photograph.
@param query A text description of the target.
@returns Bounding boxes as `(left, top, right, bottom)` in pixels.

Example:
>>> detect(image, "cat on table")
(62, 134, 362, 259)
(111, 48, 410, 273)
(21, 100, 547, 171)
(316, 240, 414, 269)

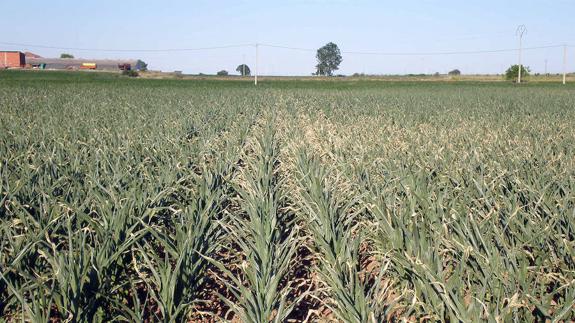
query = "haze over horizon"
(1, 0, 573, 75)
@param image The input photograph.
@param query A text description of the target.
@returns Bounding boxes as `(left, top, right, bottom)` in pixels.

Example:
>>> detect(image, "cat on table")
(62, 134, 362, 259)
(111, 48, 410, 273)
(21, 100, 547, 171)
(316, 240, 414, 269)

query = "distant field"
(137, 69, 575, 83)
(7, 68, 573, 83)
(1, 70, 574, 322)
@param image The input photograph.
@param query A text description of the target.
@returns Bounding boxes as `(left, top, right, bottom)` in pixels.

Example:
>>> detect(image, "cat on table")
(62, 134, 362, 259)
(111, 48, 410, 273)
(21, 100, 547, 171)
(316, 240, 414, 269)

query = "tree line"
(61, 44, 532, 80)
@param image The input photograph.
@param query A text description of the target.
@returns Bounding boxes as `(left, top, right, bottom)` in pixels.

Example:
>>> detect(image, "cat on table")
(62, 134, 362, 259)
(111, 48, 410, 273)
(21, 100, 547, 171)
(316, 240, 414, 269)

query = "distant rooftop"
(26, 57, 141, 71)
(24, 52, 42, 59)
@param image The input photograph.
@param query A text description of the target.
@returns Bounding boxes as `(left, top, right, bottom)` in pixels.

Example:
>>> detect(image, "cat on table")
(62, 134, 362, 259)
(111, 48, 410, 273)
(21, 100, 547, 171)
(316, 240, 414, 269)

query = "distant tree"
(448, 69, 461, 76)
(217, 70, 229, 76)
(315, 42, 342, 76)
(505, 64, 530, 81)
(135, 60, 148, 71)
(236, 64, 251, 76)
(60, 53, 74, 59)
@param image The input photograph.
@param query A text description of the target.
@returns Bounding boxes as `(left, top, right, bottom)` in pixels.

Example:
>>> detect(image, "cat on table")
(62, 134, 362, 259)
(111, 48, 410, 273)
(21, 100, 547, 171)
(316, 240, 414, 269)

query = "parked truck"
(118, 63, 132, 71)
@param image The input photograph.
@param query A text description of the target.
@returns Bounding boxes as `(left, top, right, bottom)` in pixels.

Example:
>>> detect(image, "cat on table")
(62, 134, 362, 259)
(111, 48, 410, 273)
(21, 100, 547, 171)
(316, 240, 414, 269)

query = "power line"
(0, 40, 571, 56)
(387, 31, 514, 45)
(261, 43, 566, 56)
(258, 44, 315, 52)
(0, 41, 253, 52)
(195, 31, 522, 54)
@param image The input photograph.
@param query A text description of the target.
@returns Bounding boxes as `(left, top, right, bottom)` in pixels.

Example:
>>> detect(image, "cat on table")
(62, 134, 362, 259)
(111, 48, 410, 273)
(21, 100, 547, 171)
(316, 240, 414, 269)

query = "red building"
(1, 51, 26, 68)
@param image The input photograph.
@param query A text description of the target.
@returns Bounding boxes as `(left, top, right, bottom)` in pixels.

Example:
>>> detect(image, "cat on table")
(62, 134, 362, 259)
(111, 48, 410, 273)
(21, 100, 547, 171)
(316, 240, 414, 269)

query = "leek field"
(1, 71, 574, 322)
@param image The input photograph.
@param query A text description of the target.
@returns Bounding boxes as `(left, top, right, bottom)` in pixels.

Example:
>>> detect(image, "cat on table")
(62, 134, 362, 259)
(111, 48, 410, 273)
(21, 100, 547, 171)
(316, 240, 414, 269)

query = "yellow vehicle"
(80, 63, 97, 70)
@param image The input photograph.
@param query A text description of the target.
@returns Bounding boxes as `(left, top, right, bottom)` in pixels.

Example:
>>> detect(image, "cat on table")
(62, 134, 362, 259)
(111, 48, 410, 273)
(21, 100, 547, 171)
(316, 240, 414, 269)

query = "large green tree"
(315, 42, 342, 76)
(236, 64, 251, 76)
(448, 69, 461, 76)
(505, 64, 530, 81)
(135, 60, 148, 71)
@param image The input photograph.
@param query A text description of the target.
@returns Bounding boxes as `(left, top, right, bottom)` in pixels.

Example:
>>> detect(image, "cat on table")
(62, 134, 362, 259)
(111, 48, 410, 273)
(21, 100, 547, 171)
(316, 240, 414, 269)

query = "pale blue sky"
(1, 0, 573, 75)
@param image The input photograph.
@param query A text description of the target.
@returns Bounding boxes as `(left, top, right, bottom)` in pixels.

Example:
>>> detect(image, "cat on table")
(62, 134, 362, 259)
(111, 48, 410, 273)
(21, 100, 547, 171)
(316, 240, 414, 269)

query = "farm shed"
(25, 57, 140, 71)
(0, 51, 26, 68)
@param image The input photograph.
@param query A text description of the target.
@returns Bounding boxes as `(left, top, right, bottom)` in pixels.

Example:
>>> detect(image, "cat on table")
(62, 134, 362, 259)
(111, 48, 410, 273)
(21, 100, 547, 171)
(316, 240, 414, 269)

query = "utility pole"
(544, 59, 548, 75)
(516, 25, 527, 84)
(254, 43, 259, 86)
(563, 44, 567, 85)
(242, 54, 246, 77)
